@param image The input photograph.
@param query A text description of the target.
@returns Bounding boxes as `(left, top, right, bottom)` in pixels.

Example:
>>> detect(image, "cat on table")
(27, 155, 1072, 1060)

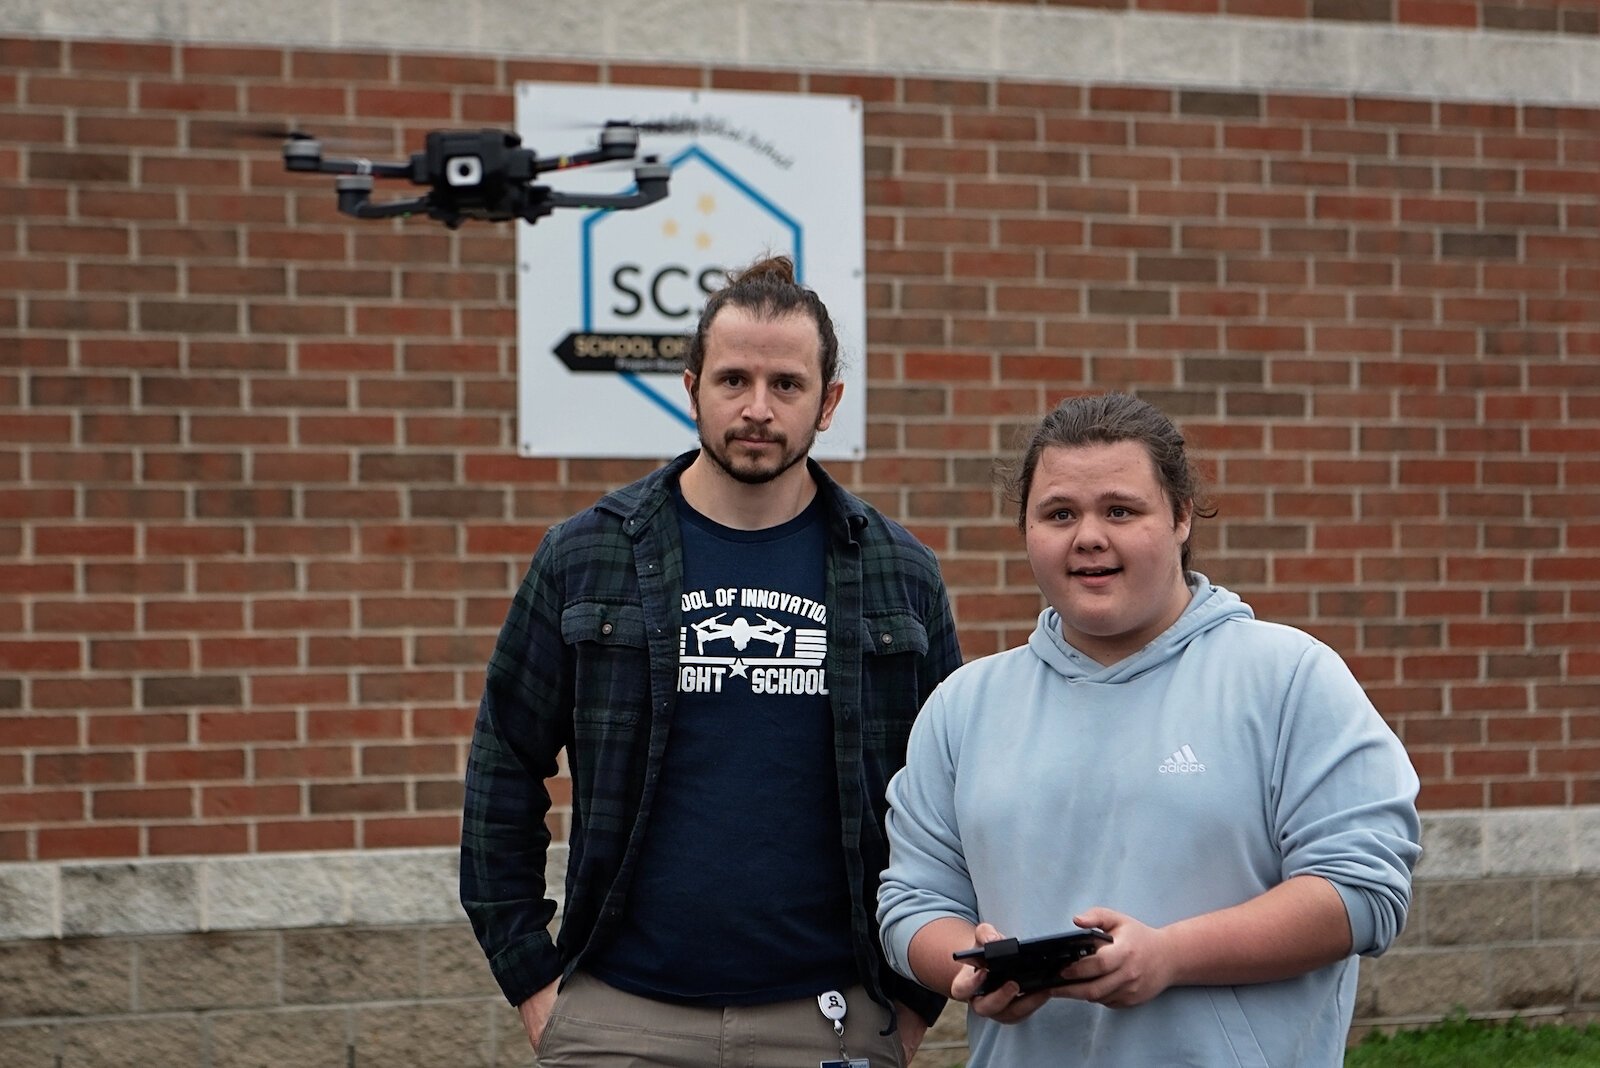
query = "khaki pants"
(537, 972, 906, 1068)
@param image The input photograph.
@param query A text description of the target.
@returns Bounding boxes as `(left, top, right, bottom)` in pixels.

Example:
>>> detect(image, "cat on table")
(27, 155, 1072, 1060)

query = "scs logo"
(607, 264, 727, 320)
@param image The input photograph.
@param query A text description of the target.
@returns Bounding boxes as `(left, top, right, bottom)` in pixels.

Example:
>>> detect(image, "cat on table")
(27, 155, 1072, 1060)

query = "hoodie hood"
(1027, 572, 1254, 684)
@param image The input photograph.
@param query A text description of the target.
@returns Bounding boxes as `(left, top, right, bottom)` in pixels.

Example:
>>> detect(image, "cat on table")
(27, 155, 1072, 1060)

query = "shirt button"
(601, 623, 613, 635)
(880, 633, 894, 646)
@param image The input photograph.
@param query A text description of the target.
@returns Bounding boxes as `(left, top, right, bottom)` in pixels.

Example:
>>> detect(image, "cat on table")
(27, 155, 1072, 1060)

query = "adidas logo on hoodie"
(1159, 744, 1206, 774)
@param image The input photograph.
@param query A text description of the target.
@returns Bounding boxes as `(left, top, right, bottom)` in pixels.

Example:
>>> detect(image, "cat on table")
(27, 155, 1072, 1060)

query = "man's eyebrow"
(712, 361, 812, 379)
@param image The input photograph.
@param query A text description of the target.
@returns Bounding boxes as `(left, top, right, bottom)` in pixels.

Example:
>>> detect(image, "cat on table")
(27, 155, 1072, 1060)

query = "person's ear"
(815, 380, 844, 431)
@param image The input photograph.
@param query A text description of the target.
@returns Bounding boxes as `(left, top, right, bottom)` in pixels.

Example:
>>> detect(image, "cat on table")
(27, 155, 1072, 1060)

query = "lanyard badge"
(817, 990, 871, 1068)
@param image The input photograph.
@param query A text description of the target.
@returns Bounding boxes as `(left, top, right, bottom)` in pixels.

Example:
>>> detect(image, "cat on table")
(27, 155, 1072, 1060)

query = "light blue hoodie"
(878, 576, 1421, 1067)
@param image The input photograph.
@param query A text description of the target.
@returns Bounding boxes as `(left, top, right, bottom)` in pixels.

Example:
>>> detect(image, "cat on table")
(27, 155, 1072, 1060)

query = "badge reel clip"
(816, 990, 870, 1068)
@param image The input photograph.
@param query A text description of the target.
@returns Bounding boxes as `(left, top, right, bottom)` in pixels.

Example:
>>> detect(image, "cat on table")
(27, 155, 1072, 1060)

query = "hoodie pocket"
(1206, 988, 1270, 1068)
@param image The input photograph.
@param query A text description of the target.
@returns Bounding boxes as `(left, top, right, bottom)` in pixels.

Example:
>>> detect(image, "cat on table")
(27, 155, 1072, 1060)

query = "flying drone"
(281, 123, 670, 229)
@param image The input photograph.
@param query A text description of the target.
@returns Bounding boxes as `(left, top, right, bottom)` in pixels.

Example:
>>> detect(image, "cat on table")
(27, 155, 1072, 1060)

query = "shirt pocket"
(560, 600, 649, 728)
(863, 610, 930, 662)
(860, 610, 931, 749)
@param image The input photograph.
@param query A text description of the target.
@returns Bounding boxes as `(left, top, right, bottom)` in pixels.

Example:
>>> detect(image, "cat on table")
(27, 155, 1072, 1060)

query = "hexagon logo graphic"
(577, 146, 803, 428)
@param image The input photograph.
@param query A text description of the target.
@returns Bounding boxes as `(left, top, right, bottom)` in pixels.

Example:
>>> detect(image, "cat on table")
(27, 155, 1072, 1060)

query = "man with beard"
(461, 256, 962, 1067)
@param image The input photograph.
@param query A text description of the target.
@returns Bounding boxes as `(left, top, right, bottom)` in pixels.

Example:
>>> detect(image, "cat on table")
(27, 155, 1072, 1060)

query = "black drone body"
(282, 123, 670, 229)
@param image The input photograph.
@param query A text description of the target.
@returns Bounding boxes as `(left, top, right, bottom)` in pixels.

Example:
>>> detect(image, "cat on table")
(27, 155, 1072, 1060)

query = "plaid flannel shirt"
(460, 450, 962, 1025)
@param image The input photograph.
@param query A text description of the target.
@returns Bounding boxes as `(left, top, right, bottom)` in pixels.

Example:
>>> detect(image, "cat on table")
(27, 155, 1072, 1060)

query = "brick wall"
(1, 3, 1599, 1055)
(3, 30, 1597, 862)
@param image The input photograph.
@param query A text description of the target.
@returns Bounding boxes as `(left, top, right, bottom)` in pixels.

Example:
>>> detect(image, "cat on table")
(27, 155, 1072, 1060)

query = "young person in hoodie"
(877, 392, 1421, 1068)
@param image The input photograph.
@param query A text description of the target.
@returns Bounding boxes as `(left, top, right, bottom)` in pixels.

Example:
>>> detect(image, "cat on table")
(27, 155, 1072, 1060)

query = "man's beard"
(699, 422, 818, 485)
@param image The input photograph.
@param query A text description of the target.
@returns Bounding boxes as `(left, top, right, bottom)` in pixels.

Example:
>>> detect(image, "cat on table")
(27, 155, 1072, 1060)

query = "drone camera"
(445, 155, 483, 187)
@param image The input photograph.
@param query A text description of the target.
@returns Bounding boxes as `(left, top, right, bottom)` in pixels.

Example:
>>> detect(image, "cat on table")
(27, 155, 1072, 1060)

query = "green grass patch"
(1346, 1013, 1600, 1067)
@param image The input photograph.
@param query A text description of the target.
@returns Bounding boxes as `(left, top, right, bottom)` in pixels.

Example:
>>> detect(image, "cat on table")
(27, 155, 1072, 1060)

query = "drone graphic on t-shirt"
(691, 614, 790, 656)
(677, 585, 828, 695)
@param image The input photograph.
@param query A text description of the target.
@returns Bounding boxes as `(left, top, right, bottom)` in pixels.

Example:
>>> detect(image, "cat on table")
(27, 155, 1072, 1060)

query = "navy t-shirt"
(585, 488, 857, 1004)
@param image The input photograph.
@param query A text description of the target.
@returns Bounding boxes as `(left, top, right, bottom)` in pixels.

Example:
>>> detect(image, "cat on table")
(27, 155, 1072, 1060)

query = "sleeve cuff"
(489, 933, 564, 1007)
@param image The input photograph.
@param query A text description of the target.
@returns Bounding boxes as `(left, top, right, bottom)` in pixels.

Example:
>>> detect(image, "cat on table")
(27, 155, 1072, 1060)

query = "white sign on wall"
(515, 83, 866, 459)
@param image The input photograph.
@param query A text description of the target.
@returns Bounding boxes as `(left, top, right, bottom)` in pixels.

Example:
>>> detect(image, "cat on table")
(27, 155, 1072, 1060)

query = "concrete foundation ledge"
(0, 845, 570, 942)
(0, 814, 1596, 1064)
(1414, 806, 1600, 881)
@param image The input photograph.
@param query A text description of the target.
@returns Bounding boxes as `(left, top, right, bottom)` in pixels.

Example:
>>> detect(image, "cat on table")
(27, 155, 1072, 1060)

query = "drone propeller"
(627, 119, 701, 136)
(542, 117, 696, 136)
(236, 125, 314, 141)
(218, 122, 394, 151)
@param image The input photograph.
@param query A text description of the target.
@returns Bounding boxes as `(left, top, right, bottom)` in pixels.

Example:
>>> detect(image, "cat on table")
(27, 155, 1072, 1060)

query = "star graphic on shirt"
(727, 659, 749, 678)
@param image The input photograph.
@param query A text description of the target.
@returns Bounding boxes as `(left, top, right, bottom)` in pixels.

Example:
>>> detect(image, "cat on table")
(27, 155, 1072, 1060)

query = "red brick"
(141, 452, 245, 484)
(303, 707, 403, 741)
(37, 825, 140, 859)
(309, 781, 406, 813)
(90, 639, 191, 672)
(199, 638, 300, 670)
(1486, 777, 1567, 807)
(87, 714, 190, 746)
(144, 529, 248, 559)
(32, 678, 132, 710)
(413, 632, 492, 665)
(1486, 717, 1564, 743)
(35, 752, 136, 786)
(609, 63, 703, 89)
(361, 744, 457, 776)
(258, 819, 355, 852)
(201, 783, 301, 818)
(69, 40, 173, 74)
(1402, 653, 1482, 681)
(412, 706, 475, 739)
(190, 562, 297, 597)
(149, 823, 250, 855)
(0, 640, 81, 671)
(0, 789, 85, 822)
(0, 715, 80, 747)
(32, 525, 136, 556)
(364, 815, 460, 849)
(92, 787, 193, 820)
(1540, 684, 1600, 711)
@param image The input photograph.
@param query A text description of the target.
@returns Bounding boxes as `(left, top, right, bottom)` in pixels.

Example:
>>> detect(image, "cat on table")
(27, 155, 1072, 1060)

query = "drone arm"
(333, 176, 433, 220)
(542, 189, 665, 211)
(311, 158, 413, 180)
(283, 139, 412, 179)
(540, 162, 671, 213)
(531, 123, 642, 173)
(532, 143, 635, 173)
